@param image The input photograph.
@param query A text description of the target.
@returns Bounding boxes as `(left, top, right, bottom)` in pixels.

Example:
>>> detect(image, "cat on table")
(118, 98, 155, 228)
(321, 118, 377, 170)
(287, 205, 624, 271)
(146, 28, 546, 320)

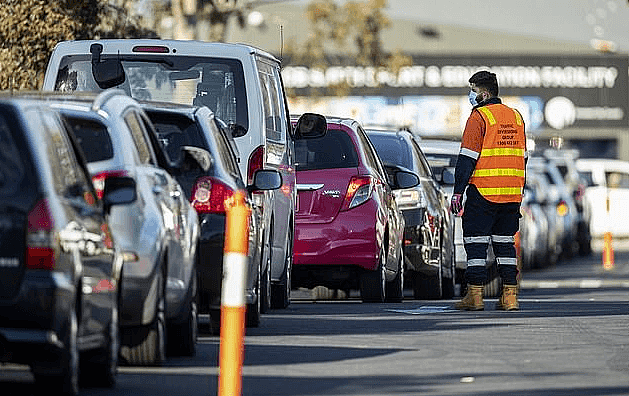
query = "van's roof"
(51, 39, 280, 63)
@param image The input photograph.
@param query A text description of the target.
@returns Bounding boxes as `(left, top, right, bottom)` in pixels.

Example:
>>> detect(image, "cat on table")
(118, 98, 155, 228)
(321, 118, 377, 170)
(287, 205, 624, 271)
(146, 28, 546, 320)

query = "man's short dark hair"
(469, 71, 499, 97)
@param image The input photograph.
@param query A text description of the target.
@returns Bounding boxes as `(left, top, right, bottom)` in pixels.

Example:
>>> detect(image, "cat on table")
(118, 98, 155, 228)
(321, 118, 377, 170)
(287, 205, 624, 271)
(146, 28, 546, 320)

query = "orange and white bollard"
(218, 190, 250, 396)
(602, 231, 615, 271)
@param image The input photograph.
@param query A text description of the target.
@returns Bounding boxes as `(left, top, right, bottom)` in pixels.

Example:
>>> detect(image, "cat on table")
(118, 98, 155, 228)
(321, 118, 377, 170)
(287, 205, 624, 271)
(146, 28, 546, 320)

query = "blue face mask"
(468, 90, 479, 106)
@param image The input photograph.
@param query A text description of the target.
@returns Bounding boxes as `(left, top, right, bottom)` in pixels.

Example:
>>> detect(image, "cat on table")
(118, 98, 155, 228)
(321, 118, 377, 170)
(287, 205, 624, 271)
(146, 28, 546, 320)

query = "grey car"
(0, 94, 137, 394)
(43, 90, 201, 364)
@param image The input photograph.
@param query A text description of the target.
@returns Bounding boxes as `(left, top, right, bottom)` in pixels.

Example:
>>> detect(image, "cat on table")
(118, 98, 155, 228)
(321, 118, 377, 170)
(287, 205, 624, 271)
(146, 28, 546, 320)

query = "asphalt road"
(2, 240, 629, 396)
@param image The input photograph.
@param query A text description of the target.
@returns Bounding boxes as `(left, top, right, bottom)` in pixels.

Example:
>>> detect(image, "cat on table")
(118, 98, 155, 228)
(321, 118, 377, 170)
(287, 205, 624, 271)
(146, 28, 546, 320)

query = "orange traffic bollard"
(602, 231, 615, 271)
(218, 190, 250, 396)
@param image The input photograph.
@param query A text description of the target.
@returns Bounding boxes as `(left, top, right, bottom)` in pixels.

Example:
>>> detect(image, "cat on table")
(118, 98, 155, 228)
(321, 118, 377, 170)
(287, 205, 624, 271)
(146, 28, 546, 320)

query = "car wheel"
(246, 264, 262, 328)
(34, 306, 79, 396)
(413, 244, 443, 300)
(80, 288, 120, 387)
(121, 265, 166, 366)
(441, 237, 456, 299)
(271, 226, 292, 309)
(385, 247, 404, 303)
(360, 246, 386, 303)
(168, 271, 198, 356)
(259, 255, 271, 314)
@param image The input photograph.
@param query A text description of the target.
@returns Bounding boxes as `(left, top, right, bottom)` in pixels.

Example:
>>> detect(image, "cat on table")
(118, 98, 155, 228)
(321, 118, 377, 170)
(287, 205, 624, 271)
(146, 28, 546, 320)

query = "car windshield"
(295, 128, 359, 171)
(423, 152, 457, 174)
(367, 135, 411, 169)
(54, 55, 248, 134)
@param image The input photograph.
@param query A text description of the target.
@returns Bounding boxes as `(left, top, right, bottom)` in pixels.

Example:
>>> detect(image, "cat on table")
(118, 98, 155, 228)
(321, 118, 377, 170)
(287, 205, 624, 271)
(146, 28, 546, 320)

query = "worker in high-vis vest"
(450, 70, 527, 311)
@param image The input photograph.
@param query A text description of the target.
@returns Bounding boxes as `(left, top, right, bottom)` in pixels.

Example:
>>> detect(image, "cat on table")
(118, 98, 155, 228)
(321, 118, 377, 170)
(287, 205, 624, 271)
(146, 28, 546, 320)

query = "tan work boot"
(455, 285, 484, 311)
(496, 284, 519, 311)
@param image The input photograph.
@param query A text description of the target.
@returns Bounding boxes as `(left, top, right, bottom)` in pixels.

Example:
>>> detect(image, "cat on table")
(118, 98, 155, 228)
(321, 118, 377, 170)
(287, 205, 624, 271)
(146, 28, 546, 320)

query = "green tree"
(0, 0, 156, 90)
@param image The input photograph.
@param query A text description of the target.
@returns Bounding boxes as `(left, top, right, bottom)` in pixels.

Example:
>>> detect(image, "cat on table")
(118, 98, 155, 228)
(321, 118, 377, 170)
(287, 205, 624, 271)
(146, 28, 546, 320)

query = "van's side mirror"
(294, 113, 327, 140)
(248, 169, 282, 192)
(102, 176, 137, 214)
(181, 146, 213, 172)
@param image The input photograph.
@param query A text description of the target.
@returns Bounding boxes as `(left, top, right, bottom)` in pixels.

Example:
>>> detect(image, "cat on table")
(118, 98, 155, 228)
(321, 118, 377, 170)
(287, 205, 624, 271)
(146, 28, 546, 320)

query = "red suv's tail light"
(26, 199, 56, 270)
(92, 170, 129, 199)
(247, 145, 265, 185)
(191, 176, 235, 214)
(341, 175, 374, 211)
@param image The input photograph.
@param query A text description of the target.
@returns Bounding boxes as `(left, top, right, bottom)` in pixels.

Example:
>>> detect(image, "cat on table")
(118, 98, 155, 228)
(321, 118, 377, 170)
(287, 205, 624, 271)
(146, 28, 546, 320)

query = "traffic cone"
(602, 231, 615, 271)
(218, 190, 250, 396)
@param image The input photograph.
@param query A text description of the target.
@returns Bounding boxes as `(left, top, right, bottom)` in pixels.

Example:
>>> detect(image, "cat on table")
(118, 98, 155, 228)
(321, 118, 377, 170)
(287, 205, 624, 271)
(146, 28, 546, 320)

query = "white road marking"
(385, 306, 458, 315)
(520, 279, 629, 289)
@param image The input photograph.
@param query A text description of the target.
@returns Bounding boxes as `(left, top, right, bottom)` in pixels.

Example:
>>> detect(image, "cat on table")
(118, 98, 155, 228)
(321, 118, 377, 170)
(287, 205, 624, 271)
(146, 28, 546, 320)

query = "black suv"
(0, 95, 136, 394)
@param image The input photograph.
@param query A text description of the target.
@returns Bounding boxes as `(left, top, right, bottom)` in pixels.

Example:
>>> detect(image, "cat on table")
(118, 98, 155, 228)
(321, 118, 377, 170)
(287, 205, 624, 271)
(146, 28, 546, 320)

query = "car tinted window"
(367, 134, 412, 169)
(43, 111, 93, 200)
(147, 111, 206, 164)
(64, 116, 114, 163)
(209, 117, 241, 178)
(55, 55, 248, 133)
(410, 139, 434, 178)
(257, 60, 286, 143)
(295, 128, 358, 171)
(0, 112, 25, 195)
(356, 127, 386, 179)
(124, 111, 153, 165)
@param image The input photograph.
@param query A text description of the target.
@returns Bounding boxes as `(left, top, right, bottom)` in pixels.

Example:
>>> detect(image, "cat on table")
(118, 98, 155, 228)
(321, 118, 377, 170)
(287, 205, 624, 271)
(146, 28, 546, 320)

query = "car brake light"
(26, 199, 56, 270)
(247, 145, 265, 185)
(132, 45, 169, 53)
(191, 176, 235, 214)
(92, 170, 129, 199)
(341, 175, 374, 211)
(557, 200, 569, 217)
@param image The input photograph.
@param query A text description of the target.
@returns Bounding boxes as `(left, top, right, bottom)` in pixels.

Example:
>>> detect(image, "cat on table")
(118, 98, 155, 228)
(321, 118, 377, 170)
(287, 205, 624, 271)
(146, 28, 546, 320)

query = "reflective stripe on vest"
(469, 104, 526, 203)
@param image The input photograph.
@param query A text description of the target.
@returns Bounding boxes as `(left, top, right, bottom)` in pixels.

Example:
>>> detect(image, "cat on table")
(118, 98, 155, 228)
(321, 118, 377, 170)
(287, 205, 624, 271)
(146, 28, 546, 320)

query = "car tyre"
(441, 237, 456, 299)
(80, 288, 120, 387)
(246, 264, 262, 328)
(413, 243, 443, 300)
(121, 265, 166, 366)
(168, 270, 198, 356)
(271, 226, 292, 309)
(385, 248, 404, 303)
(360, 246, 386, 303)
(260, 254, 271, 314)
(34, 306, 79, 396)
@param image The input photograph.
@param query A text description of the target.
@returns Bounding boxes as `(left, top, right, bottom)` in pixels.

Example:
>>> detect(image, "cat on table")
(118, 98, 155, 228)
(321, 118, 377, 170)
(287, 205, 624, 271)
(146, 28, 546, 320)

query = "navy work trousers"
(462, 185, 520, 286)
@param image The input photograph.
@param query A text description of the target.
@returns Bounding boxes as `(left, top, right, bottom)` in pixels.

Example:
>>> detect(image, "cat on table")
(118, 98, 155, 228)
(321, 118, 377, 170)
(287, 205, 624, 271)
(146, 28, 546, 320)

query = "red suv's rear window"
(295, 128, 359, 171)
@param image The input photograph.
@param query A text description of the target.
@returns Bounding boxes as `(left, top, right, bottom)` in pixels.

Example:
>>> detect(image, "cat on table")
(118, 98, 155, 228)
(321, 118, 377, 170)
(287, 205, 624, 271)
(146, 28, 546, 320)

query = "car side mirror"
(393, 170, 420, 190)
(442, 168, 455, 185)
(180, 146, 213, 172)
(294, 113, 327, 140)
(248, 169, 282, 192)
(102, 176, 137, 214)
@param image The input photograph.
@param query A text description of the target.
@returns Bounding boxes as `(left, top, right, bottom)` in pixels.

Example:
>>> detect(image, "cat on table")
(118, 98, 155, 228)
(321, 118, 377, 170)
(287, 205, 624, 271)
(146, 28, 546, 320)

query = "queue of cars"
(0, 37, 603, 394)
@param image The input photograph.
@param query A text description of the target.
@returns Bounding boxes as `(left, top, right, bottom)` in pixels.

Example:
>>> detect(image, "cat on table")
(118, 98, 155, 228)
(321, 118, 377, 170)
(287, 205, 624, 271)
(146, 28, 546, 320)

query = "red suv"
(292, 116, 418, 302)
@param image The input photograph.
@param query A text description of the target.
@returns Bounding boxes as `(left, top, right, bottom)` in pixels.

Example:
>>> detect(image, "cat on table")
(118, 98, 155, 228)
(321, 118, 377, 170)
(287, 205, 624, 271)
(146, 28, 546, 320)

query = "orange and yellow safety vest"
(468, 104, 526, 203)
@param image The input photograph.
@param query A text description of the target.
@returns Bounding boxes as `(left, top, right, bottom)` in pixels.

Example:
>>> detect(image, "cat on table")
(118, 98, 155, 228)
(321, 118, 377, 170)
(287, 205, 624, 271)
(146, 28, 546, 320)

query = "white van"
(43, 40, 326, 308)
